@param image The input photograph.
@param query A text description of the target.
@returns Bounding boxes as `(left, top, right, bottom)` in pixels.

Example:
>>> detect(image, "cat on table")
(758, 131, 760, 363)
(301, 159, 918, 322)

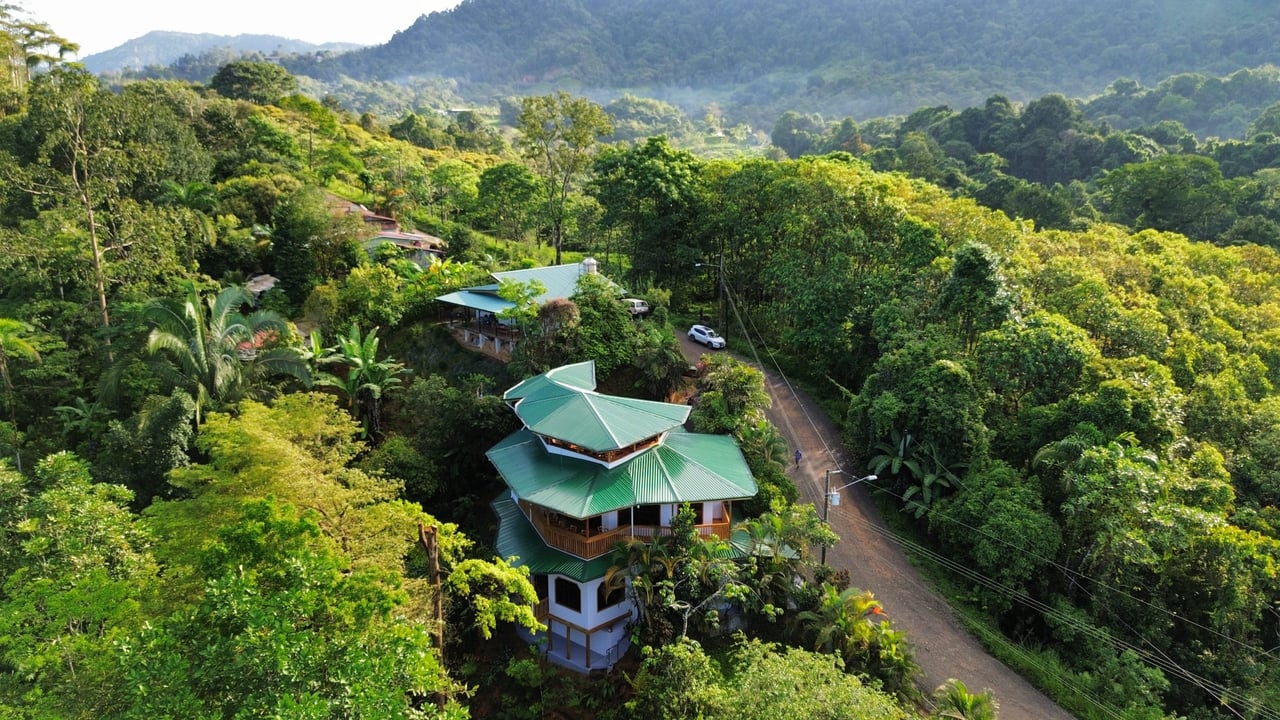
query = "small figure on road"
(794, 448, 803, 467)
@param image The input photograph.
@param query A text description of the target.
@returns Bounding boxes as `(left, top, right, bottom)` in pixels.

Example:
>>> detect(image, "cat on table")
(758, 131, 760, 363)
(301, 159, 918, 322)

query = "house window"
(555, 577, 581, 612)
(597, 581, 625, 611)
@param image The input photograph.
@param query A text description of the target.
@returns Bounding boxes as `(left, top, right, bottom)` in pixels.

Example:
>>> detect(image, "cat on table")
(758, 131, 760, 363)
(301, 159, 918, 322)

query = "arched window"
(597, 581, 625, 610)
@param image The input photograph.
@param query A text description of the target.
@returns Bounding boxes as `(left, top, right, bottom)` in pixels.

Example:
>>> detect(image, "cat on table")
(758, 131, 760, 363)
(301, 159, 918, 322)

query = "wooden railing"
(518, 500, 732, 560)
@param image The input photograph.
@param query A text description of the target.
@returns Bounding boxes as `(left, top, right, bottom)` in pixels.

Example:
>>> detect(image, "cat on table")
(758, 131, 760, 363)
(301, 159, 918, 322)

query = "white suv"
(688, 324, 726, 348)
(622, 298, 650, 316)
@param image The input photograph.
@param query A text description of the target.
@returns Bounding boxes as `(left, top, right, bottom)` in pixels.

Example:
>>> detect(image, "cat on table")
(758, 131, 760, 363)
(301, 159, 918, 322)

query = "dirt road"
(679, 334, 1075, 719)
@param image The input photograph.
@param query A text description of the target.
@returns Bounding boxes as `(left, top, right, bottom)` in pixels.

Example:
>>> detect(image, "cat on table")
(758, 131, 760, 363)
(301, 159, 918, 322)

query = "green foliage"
(929, 461, 1061, 614)
(338, 263, 406, 330)
(209, 59, 299, 104)
(495, 277, 546, 332)
(144, 280, 309, 424)
(0, 453, 153, 718)
(605, 94, 697, 143)
(1099, 155, 1239, 241)
(589, 136, 704, 285)
(311, 323, 410, 437)
(569, 271, 634, 377)
(627, 635, 910, 720)
(121, 498, 463, 719)
(391, 374, 517, 506)
(627, 638, 727, 720)
(931, 679, 999, 720)
(629, 322, 689, 399)
(736, 502, 836, 618)
(445, 556, 541, 640)
(936, 243, 1014, 350)
(690, 354, 771, 435)
(608, 504, 748, 643)
(735, 639, 911, 718)
(0, 318, 40, 470)
(476, 161, 541, 241)
(516, 91, 612, 264)
(735, 419, 798, 516)
(975, 312, 1099, 413)
(797, 584, 921, 698)
(93, 390, 196, 506)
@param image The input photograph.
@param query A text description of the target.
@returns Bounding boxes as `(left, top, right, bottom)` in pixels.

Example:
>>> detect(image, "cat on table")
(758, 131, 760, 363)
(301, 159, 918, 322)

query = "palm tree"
(159, 180, 218, 266)
(932, 679, 999, 720)
(604, 536, 676, 630)
(145, 281, 309, 424)
(798, 584, 884, 662)
(0, 318, 40, 470)
(312, 324, 408, 437)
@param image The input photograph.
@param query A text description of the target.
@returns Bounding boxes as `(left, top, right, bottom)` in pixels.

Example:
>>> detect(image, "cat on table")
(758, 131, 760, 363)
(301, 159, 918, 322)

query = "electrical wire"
(717, 274, 1280, 719)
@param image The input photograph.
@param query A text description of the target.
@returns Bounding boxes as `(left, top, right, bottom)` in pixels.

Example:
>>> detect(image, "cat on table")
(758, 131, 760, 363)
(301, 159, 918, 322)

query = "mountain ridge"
(83, 31, 361, 74)
(279, 0, 1280, 125)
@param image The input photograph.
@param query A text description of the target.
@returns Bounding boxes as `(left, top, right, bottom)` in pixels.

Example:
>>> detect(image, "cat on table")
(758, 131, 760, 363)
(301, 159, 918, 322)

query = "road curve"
(679, 334, 1075, 720)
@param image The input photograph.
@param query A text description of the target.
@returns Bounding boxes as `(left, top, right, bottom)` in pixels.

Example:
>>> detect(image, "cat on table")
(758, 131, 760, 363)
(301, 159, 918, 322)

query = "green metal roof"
(437, 261, 623, 316)
(435, 289, 514, 314)
(486, 426, 757, 518)
(505, 361, 598, 401)
(492, 494, 615, 582)
(504, 362, 688, 451)
(493, 262, 622, 305)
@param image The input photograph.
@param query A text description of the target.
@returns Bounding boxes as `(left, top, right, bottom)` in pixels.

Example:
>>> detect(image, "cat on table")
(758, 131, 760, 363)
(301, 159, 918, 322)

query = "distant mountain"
(83, 32, 361, 74)
(281, 0, 1280, 125)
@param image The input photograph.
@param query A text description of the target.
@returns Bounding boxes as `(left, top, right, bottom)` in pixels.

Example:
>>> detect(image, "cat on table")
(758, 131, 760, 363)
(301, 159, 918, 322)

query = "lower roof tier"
(486, 426, 757, 518)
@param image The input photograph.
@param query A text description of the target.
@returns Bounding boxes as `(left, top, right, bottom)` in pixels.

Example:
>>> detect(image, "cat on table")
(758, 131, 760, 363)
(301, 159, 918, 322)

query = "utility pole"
(821, 471, 877, 565)
(716, 249, 726, 338)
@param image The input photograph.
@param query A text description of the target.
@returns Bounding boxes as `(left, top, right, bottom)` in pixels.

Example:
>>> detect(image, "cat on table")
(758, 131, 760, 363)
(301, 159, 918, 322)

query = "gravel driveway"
(679, 334, 1075, 719)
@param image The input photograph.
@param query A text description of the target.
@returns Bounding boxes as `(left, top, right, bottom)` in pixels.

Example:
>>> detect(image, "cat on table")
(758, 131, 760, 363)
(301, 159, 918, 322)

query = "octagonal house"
(489, 360, 757, 672)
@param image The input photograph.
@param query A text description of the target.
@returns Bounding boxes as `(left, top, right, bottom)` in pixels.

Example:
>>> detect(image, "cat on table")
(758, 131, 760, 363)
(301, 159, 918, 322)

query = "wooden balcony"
(518, 500, 732, 560)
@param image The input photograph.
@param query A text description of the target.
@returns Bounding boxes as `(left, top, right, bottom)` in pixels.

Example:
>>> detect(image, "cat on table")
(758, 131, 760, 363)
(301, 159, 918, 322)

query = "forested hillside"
(285, 0, 1280, 127)
(83, 32, 360, 75)
(3, 5, 1280, 719)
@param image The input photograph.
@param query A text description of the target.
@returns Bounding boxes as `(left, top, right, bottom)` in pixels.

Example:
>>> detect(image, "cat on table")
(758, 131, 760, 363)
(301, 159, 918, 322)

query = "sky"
(31, 0, 465, 57)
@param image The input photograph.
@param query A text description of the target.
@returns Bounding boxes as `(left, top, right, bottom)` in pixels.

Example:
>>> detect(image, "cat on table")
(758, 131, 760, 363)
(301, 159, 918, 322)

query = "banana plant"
(869, 428, 966, 518)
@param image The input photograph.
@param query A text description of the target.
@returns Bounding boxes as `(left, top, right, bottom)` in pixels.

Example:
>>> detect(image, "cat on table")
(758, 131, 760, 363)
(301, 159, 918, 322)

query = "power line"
(718, 275, 1279, 718)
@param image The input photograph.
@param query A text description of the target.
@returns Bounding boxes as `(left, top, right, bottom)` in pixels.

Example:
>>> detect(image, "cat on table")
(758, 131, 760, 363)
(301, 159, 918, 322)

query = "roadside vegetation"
(0, 6, 1278, 717)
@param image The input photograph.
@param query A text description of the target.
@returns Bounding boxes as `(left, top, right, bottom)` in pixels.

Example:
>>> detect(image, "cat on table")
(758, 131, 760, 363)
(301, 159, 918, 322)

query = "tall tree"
(476, 161, 541, 241)
(22, 67, 117, 360)
(208, 59, 298, 105)
(515, 91, 612, 264)
(0, 318, 38, 470)
(589, 136, 704, 283)
(0, 5, 78, 96)
(19, 67, 208, 363)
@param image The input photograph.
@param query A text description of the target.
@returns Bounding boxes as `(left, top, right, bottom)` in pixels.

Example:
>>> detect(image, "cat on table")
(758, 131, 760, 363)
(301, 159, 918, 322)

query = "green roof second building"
(489, 360, 757, 672)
